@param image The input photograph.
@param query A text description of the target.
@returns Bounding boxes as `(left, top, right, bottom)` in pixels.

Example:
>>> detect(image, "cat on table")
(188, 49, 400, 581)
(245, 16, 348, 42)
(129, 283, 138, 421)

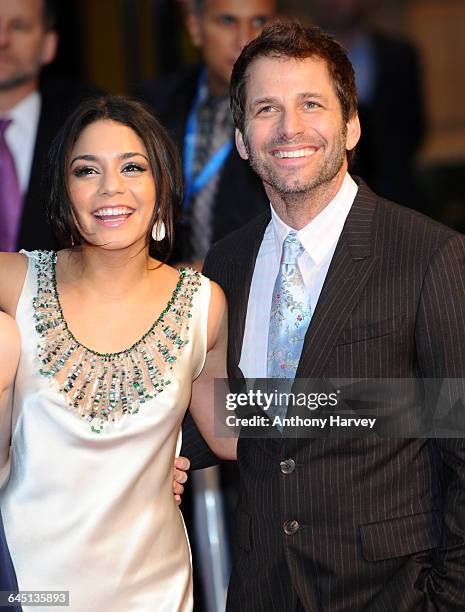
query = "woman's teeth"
(94, 207, 133, 218)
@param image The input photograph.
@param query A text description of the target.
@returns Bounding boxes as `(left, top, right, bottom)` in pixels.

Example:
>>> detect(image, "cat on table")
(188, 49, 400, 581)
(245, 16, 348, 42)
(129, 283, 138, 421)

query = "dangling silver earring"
(152, 220, 166, 242)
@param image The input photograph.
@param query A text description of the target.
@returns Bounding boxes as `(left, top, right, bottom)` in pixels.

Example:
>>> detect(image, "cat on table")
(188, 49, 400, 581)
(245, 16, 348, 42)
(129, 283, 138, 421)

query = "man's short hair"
(230, 20, 358, 134)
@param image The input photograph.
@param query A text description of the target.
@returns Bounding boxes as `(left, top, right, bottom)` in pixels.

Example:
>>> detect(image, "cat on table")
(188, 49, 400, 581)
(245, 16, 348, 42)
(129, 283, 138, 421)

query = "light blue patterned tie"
(267, 232, 311, 426)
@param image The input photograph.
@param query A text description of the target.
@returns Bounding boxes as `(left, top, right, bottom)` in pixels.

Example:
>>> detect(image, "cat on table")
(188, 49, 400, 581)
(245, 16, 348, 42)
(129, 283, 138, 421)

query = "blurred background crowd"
(1, 0, 464, 610)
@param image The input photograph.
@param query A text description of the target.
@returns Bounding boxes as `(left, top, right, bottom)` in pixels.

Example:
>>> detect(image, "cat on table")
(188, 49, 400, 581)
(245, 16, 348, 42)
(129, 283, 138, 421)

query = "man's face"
(0, 0, 57, 92)
(235, 56, 360, 199)
(187, 0, 277, 95)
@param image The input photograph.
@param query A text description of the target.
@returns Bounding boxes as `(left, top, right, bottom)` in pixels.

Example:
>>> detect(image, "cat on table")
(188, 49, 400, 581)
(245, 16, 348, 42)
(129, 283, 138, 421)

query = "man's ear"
(41, 31, 58, 67)
(235, 128, 249, 160)
(185, 12, 203, 48)
(345, 112, 361, 153)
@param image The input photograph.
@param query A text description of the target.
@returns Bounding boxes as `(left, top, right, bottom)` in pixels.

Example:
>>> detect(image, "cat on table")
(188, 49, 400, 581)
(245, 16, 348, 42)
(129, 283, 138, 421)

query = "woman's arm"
(0, 312, 21, 466)
(0, 253, 28, 316)
(189, 281, 237, 460)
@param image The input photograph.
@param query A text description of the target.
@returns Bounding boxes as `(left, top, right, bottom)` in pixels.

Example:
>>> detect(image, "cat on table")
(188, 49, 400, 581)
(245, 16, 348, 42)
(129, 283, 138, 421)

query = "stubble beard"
(244, 126, 348, 199)
(0, 64, 41, 92)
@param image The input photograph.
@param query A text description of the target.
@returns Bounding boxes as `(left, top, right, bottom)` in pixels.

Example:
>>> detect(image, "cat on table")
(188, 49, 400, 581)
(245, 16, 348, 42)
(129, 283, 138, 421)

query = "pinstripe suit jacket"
(203, 180, 465, 611)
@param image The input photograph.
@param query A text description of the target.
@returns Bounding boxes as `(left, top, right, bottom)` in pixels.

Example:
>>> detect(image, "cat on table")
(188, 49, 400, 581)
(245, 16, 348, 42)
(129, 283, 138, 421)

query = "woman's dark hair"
(46, 95, 182, 257)
(230, 20, 358, 164)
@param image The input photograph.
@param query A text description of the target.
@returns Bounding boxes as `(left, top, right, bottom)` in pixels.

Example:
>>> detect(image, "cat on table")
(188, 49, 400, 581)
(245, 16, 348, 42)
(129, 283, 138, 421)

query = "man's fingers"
(174, 468, 188, 484)
(173, 480, 184, 496)
(174, 456, 190, 471)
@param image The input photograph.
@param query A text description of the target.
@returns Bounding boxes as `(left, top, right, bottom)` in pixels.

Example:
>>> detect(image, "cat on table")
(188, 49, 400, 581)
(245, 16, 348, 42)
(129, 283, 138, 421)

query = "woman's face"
(68, 119, 156, 250)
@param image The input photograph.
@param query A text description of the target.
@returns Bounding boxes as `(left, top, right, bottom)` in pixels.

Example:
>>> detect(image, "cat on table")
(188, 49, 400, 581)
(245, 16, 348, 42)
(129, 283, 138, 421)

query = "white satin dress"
(1, 250, 210, 612)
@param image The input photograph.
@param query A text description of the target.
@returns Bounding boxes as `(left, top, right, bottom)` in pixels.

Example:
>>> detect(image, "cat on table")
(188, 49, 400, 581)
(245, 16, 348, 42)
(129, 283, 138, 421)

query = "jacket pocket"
(336, 316, 401, 346)
(360, 509, 443, 561)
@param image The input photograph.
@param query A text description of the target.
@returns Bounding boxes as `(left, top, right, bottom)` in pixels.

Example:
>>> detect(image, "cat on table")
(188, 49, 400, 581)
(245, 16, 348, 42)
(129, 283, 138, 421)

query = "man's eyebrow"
(249, 96, 279, 108)
(70, 152, 149, 165)
(297, 92, 326, 100)
(250, 92, 326, 108)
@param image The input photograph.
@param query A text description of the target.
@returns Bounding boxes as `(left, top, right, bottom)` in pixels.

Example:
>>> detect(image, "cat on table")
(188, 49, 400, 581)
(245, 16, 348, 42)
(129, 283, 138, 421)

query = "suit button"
(283, 520, 300, 535)
(280, 458, 296, 474)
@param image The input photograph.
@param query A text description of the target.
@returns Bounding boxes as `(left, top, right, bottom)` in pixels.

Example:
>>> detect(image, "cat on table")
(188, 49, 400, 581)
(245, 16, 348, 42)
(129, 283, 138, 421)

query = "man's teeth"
(94, 207, 132, 217)
(273, 148, 316, 158)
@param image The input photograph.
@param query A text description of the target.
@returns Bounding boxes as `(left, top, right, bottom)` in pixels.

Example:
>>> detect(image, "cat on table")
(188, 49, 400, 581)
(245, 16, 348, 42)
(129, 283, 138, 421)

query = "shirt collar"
(270, 173, 358, 264)
(5, 90, 41, 134)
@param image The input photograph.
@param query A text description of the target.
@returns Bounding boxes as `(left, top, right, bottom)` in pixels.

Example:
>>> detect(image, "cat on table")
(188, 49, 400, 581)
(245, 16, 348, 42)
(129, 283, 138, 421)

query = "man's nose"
(279, 108, 305, 140)
(235, 22, 259, 52)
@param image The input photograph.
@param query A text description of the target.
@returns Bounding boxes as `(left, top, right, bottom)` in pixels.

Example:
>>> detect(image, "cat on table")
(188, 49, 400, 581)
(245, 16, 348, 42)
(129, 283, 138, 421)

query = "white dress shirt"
(239, 173, 358, 378)
(2, 91, 41, 195)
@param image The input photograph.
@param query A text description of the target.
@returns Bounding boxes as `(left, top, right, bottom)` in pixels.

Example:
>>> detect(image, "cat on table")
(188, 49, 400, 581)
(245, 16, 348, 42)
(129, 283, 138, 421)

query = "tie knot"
(0, 118, 12, 137)
(281, 231, 303, 264)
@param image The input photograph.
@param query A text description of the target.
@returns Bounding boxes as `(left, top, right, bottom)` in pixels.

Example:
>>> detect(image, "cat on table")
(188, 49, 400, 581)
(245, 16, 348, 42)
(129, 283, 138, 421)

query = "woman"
(0, 96, 236, 611)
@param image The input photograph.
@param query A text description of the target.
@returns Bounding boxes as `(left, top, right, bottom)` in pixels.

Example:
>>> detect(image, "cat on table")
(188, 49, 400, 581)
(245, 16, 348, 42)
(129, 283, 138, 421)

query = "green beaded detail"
(32, 251, 201, 432)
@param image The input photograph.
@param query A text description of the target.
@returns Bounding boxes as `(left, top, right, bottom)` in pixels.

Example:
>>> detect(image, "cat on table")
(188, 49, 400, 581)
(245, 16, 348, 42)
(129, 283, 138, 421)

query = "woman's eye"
(122, 163, 145, 173)
(72, 166, 97, 177)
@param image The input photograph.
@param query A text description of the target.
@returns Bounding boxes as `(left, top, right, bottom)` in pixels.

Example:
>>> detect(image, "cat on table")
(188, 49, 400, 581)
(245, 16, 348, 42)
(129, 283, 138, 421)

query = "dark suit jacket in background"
(16, 78, 101, 252)
(352, 30, 425, 208)
(133, 65, 269, 262)
(202, 179, 465, 611)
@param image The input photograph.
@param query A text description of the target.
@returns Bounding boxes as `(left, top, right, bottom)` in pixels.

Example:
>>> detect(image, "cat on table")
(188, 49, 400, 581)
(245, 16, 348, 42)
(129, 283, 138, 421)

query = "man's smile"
(271, 147, 319, 159)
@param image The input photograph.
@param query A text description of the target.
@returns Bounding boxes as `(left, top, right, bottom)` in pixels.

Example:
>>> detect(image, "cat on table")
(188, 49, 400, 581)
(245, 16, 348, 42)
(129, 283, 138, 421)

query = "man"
(135, 0, 277, 266)
(312, 0, 425, 208)
(0, 0, 98, 252)
(200, 21, 465, 611)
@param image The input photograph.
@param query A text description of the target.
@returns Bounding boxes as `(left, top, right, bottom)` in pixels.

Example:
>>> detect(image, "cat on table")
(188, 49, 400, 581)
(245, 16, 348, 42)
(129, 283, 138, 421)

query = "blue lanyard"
(183, 69, 233, 211)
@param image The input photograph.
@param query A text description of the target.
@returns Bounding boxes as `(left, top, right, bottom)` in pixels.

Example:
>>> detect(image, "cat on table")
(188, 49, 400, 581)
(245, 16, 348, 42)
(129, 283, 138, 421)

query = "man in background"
(0, 0, 98, 252)
(135, 0, 277, 267)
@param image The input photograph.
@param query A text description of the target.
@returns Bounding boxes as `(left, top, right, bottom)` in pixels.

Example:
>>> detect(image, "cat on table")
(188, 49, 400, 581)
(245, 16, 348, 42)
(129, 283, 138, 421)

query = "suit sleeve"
(415, 233, 465, 607)
(181, 412, 220, 470)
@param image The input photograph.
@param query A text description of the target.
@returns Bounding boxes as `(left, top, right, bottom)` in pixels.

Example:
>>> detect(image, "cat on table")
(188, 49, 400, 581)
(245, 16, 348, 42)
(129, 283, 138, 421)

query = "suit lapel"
(294, 182, 379, 380)
(228, 212, 270, 370)
(17, 100, 59, 250)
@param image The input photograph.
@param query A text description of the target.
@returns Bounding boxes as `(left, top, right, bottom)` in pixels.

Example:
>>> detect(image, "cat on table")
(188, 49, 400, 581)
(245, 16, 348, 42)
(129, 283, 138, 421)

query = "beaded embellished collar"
(32, 251, 201, 432)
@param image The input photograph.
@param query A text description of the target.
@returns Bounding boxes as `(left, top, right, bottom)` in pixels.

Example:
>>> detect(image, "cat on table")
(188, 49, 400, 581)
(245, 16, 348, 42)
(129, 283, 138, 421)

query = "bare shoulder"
(0, 312, 20, 391)
(0, 253, 28, 315)
(209, 281, 227, 312)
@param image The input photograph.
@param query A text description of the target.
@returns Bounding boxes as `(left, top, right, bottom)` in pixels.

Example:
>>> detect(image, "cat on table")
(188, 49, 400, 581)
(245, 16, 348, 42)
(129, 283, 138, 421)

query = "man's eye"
(11, 20, 29, 31)
(72, 166, 97, 177)
(122, 163, 145, 173)
(217, 15, 235, 26)
(304, 101, 320, 110)
(251, 16, 269, 28)
(258, 106, 275, 114)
